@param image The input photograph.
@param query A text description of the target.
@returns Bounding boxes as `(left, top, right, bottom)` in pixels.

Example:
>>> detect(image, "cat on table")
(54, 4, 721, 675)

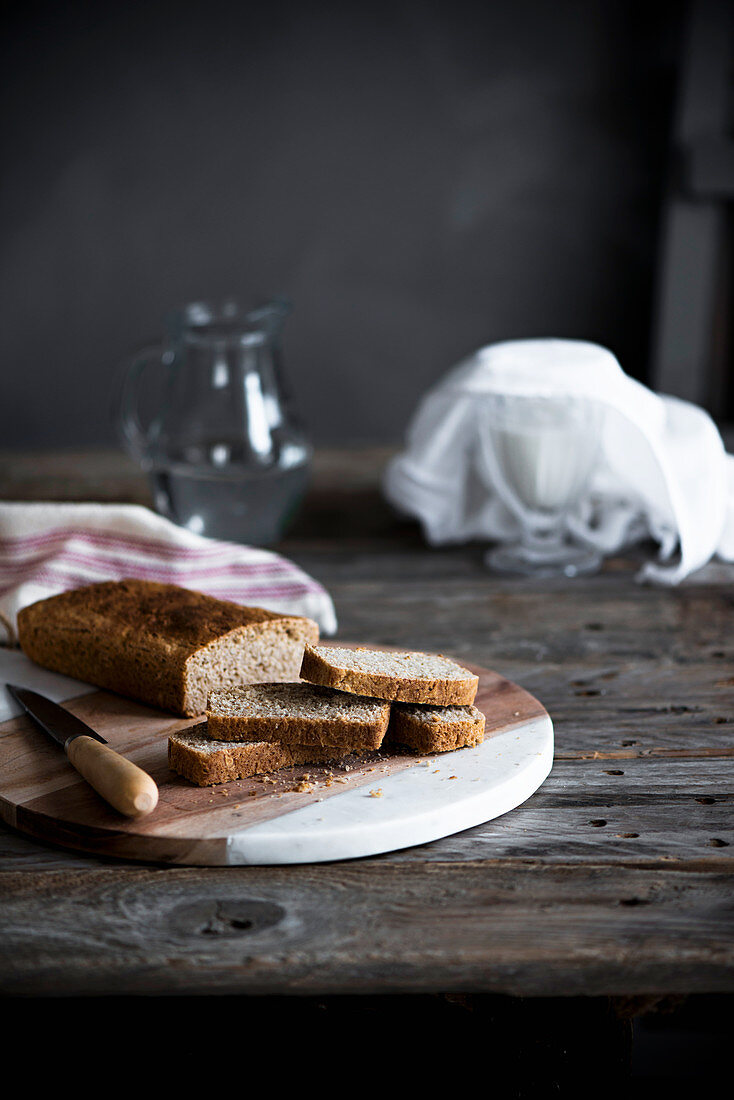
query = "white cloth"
(0, 501, 337, 644)
(384, 339, 734, 584)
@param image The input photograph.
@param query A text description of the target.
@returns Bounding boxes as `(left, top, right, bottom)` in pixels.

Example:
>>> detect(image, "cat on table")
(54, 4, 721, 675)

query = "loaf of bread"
(387, 702, 486, 753)
(168, 727, 342, 786)
(17, 579, 319, 717)
(300, 645, 479, 705)
(206, 682, 391, 750)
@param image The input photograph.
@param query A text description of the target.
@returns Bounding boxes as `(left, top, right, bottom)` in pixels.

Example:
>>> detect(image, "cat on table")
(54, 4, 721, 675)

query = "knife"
(7, 684, 159, 818)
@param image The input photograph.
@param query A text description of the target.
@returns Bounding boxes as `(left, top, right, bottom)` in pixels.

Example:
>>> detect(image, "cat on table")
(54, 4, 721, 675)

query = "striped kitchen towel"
(0, 501, 337, 645)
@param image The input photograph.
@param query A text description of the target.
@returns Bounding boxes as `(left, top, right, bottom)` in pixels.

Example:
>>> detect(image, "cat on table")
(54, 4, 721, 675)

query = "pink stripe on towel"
(0, 504, 337, 638)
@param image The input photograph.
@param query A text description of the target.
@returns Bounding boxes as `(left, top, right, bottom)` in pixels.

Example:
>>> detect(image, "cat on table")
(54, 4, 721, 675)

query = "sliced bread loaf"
(387, 702, 486, 753)
(169, 728, 342, 786)
(206, 682, 390, 750)
(300, 645, 479, 705)
(17, 579, 318, 717)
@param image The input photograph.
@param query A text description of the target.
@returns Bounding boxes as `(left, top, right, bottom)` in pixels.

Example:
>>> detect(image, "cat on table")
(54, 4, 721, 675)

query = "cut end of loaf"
(183, 618, 319, 716)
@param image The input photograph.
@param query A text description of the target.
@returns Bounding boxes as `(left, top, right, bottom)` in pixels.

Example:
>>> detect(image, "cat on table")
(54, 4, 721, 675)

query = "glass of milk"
(483, 393, 603, 577)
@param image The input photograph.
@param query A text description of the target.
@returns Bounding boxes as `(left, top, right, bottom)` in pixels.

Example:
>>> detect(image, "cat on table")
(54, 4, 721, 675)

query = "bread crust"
(168, 730, 341, 786)
(17, 579, 319, 716)
(300, 645, 479, 705)
(387, 703, 486, 753)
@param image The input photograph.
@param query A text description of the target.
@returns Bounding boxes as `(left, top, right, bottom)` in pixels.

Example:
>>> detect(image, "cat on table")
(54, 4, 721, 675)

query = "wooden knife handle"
(66, 735, 159, 818)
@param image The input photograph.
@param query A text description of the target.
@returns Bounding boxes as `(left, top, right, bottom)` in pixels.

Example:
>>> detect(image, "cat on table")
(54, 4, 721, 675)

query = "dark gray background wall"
(1, 0, 681, 448)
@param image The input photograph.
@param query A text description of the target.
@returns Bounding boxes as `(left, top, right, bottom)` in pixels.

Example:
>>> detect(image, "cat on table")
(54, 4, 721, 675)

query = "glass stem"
(522, 522, 566, 555)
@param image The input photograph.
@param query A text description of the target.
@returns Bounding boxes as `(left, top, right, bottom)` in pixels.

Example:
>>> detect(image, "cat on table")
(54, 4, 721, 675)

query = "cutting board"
(0, 647, 553, 865)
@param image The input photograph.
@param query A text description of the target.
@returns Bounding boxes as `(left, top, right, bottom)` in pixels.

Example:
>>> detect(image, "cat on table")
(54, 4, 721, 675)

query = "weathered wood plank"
(514, 659, 734, 758)
(383, 755, 733, 865)
(0, 755, 730, 871)
(315, 577, 734, 660)
(1, 862, 731, 997)
(0, 825, 113, 869)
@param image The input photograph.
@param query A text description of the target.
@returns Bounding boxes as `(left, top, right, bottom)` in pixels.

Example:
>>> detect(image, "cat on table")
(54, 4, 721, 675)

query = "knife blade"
(8, 685, 108, 747)
(7, 684, 159, 818)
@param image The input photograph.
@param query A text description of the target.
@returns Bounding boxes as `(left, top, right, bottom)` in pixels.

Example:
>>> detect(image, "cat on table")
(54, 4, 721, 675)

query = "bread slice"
(169, 728, 342, 786)
(206, 682, 390, 750)
(387, 702, 486, 753)
(17, 579, 319, 717)
(300, 645, 479, 705)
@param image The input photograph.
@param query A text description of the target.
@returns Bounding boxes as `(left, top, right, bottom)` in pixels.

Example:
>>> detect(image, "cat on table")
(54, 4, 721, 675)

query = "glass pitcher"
(118, 298, 311, 546)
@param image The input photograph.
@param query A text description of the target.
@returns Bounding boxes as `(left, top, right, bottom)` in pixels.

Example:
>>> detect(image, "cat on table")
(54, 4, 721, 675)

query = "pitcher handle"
(117, 344, 166, 460)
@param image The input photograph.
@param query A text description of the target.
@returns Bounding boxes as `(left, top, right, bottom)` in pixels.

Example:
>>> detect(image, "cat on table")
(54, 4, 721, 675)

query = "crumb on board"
(192, 743, 476, 799)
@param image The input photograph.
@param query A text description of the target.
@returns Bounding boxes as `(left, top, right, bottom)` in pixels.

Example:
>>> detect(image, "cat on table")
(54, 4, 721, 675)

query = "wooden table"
(1, 448, 732, 1077)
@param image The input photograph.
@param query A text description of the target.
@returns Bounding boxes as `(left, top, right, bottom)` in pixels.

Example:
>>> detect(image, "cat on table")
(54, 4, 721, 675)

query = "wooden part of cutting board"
(0, 654, 552, 865)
